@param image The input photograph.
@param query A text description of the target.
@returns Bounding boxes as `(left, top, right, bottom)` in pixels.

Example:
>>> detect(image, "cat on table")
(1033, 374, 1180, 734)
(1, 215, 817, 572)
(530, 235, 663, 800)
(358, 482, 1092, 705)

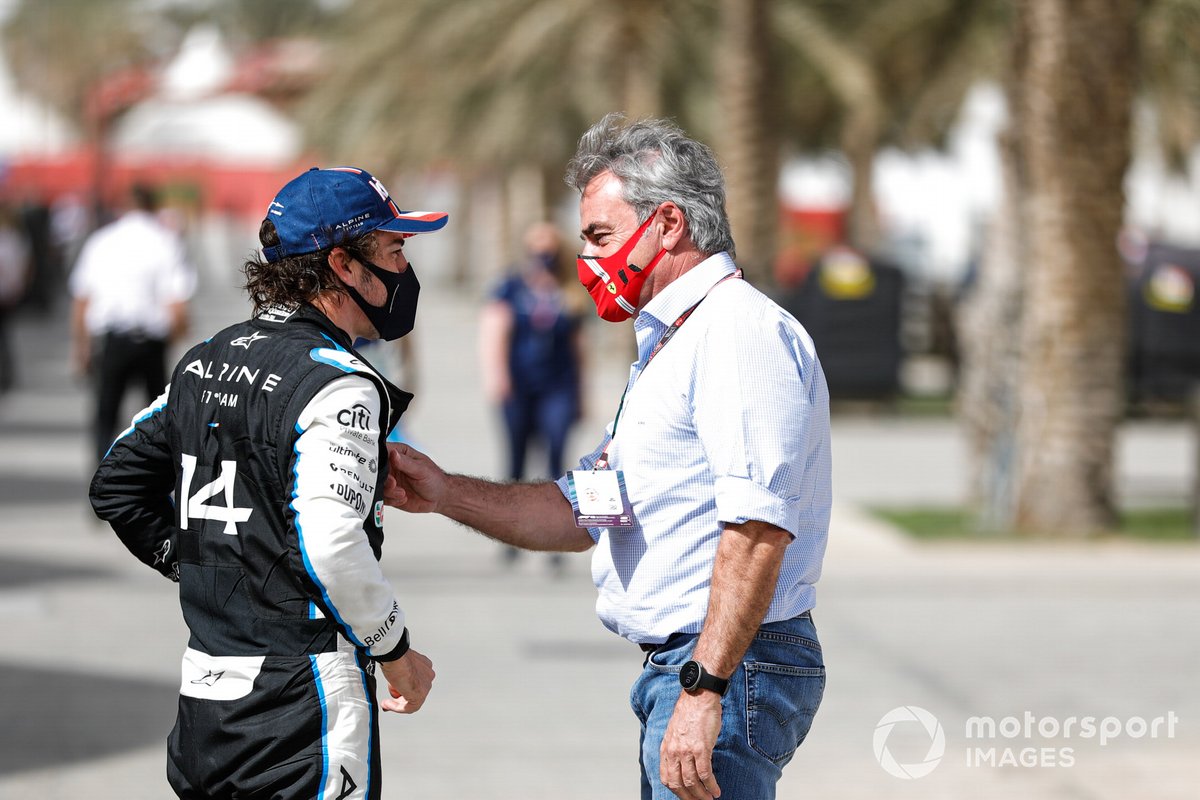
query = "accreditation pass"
(567, 469, 635, 528)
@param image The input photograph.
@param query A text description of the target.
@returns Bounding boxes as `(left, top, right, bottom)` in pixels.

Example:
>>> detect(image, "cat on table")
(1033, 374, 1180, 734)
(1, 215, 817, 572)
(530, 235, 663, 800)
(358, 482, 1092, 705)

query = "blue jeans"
(631, 614, 825, 800)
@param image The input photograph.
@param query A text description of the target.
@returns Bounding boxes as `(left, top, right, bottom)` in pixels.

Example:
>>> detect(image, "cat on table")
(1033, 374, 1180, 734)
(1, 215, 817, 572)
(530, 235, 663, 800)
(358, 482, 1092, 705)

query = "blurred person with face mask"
(89, 167, 442, 800)
(479, 221, 586, 570)
(389, 115, 831, 800)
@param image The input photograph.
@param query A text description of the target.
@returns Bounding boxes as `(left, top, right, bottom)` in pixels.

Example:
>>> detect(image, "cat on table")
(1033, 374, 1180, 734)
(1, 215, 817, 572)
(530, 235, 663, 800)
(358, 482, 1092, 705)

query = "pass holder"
(568, 468, 634, 528)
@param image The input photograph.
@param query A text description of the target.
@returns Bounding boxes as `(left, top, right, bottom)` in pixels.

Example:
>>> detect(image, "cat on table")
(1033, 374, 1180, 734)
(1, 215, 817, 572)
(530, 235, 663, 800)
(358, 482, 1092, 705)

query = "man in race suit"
(90, 167, 445, 799)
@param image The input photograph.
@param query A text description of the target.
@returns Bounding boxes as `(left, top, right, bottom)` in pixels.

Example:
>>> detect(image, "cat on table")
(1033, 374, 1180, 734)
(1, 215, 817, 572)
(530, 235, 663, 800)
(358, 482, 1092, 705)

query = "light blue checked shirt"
(557, 252, 831, 644)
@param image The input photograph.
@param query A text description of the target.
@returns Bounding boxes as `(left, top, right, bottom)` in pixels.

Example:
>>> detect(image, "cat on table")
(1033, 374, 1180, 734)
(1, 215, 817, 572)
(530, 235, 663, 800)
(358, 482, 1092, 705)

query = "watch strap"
(681, 659, 729, 696)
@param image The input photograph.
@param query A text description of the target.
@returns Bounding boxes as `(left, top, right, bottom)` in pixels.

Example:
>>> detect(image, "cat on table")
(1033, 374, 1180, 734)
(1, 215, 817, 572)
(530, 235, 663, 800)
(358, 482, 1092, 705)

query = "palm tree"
(772, 0, 1004, 254)
(955, 9, 1027, 534)
(1140, 0, 1200, 173)
(2, 0, 159, 126)
(1009, 0, 1137, 534)
(1, 0, 333, 123)
(717, 0, 778, 280)
(300, 0, 692, 177)
(299, 0, 724, 275)
(960, 0, 1200, 538)
(1, 0, 334, 217)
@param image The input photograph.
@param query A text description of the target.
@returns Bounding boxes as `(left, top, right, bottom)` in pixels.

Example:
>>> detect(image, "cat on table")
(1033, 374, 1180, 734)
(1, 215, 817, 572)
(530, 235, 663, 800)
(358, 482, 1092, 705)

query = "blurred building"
(0, 25, 313, 224)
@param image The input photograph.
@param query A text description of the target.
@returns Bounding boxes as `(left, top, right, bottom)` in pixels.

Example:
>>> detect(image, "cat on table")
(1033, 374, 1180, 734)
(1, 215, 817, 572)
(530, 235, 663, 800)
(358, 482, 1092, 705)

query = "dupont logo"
(873, 706, 946, 779)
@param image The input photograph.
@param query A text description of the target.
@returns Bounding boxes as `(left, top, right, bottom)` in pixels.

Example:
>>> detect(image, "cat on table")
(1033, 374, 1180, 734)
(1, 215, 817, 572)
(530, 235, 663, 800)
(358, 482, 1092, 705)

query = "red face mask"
(576, 213, 667, 322)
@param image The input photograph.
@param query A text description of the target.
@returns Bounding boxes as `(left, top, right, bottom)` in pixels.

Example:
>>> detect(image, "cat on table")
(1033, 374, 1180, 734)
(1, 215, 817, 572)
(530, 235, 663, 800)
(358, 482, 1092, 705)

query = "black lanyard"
(595, 270, 741, 470)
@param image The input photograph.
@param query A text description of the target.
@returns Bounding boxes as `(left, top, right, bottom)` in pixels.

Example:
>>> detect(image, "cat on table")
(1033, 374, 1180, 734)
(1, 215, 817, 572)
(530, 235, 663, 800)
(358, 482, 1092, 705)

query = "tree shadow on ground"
(0, 661, 177, 776)
(0, 556, 110, 590)
(0, 474, 89, 506)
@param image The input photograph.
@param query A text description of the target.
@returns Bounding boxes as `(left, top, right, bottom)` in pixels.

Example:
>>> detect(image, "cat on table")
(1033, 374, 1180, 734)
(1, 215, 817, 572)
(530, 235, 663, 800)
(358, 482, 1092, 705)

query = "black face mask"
(343, 260, 421, 341)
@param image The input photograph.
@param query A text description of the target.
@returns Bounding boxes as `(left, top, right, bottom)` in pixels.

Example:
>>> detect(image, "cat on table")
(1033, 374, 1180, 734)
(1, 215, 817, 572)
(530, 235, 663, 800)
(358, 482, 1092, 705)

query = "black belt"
(637, 610, 813, 654)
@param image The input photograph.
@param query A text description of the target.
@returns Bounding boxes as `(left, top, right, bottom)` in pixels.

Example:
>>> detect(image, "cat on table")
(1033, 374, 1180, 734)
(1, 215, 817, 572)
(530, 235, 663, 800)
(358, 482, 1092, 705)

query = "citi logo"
(337, 404, 372, 431)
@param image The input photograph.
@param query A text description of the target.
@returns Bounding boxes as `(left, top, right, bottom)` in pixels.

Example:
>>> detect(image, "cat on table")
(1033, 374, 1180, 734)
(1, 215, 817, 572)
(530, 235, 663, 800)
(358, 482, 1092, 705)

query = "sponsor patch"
(258, 303, 299, 323)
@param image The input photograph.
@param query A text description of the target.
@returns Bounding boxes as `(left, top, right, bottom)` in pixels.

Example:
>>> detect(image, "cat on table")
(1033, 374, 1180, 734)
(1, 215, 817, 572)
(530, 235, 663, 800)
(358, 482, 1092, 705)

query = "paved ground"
(0, 249, 1197, 799)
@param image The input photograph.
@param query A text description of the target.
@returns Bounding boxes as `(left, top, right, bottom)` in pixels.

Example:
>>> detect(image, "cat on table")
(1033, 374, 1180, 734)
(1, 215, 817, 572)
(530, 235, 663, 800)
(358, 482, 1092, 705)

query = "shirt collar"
(637, 252, 737, 330)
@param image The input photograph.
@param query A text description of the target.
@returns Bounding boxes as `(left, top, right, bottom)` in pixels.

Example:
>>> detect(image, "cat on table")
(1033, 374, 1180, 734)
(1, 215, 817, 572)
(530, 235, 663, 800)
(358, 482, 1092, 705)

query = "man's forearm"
(439, 475, 593, 553)
(168, 301, 189, 341)
(691, 520, 791, 677)
(71, 298, 90, 360)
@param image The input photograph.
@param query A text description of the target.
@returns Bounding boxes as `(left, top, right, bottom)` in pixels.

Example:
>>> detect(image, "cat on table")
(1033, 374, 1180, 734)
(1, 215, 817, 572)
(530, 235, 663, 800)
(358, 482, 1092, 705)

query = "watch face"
(679, 661, 700, 689)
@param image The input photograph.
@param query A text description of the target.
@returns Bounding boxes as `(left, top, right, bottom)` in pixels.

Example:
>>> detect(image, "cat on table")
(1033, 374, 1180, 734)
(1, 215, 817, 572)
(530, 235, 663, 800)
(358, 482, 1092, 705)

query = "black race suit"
(91, 302, 414, 800)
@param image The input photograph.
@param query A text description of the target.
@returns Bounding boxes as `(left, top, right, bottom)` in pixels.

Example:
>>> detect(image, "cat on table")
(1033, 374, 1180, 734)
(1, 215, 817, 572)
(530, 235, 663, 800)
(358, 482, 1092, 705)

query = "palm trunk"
(772, 1, 884, 256)
(717, 0, 777, 283)
(841, 107, 883, 254)
(612, 0, 660, 119)
(450, 172, 475, 287)
(1012, 0, 1136, 535)
(957, 125, 1027, 532)
(957, 10, 1032, 534)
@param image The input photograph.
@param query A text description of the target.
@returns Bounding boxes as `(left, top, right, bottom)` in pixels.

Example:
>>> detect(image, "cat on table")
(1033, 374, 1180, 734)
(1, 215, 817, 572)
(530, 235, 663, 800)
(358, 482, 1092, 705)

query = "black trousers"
(0, 306, 14, 392)
(92, 331, 167, 462)
(167, 653, 382, 800)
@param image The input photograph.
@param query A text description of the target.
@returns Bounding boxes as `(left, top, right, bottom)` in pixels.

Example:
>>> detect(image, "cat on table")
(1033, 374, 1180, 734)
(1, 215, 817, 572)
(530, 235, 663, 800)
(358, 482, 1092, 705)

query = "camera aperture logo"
(874, 706, 946, 779)
(874, 706, 1180, 778)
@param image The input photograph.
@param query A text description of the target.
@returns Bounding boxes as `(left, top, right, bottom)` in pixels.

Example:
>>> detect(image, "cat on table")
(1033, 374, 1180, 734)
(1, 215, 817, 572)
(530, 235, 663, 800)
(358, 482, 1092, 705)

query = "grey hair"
(565, 113, 735, 258)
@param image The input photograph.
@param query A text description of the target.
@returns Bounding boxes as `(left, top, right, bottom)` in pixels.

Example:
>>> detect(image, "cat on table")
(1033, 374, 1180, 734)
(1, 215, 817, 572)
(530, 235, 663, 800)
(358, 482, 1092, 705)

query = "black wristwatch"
(679, 660, 729, 696)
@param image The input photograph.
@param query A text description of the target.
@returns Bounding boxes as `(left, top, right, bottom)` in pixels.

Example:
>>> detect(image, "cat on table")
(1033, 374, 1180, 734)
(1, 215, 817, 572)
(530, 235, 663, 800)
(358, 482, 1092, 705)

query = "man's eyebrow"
(581, 222, 607, 239)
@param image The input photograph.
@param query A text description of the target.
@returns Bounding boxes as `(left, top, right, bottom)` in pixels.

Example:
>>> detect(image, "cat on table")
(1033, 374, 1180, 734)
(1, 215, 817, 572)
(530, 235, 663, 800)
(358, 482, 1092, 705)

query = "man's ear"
(327, 247, 355, 284)
(658, 202, 688, 251)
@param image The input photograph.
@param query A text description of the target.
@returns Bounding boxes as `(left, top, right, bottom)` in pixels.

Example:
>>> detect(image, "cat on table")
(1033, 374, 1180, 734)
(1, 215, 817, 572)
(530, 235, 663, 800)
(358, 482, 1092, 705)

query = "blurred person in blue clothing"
(480, 221, 585, 568)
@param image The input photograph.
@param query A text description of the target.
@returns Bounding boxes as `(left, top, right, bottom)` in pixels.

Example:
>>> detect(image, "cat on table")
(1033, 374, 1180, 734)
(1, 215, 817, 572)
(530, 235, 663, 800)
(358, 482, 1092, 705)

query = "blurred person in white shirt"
(70, 182, 196, 462)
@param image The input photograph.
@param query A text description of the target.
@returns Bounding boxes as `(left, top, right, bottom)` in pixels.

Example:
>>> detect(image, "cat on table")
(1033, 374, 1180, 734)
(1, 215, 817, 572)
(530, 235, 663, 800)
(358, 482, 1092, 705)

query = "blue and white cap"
(262, 166, 448, 263)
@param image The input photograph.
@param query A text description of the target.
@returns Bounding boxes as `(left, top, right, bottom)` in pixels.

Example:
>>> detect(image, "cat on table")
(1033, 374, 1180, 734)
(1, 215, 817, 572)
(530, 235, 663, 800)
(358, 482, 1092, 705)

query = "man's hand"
(660, 690, 723, 799)
(384, 443, 447, 512)
(379, 647, 435, 713)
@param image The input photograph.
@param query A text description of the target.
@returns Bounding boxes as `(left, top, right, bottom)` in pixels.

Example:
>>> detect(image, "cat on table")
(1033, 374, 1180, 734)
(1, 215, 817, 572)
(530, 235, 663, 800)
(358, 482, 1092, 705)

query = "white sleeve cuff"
(714, 475, 799, 537)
